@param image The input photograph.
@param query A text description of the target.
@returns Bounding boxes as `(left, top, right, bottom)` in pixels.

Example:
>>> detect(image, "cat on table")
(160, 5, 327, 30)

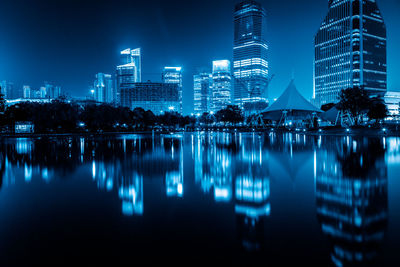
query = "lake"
(1, 132, 399, 265)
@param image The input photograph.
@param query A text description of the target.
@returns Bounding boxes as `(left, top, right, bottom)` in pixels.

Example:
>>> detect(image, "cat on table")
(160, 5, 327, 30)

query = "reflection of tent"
(269, 151, 312, 182)
(262, 80, 322, 121)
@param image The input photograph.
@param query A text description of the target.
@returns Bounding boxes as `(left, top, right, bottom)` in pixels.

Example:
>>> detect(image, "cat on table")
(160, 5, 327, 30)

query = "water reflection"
(315, 137, 388, 266)
(0, 133, 398, 264)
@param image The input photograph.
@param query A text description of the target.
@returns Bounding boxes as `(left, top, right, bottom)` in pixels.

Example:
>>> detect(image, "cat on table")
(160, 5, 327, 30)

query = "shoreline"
(1, 127, 399, 138)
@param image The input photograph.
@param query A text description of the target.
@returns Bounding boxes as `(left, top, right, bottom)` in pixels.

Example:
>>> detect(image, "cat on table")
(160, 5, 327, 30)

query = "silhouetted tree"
(215, 105, 244, 125)
(367, 98, 388, 124)
(338, 87, 370, 125)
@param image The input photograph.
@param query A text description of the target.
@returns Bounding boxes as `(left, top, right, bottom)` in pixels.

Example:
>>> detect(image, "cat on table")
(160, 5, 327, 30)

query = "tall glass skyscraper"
(116, 48, 141, 105)
(212, 60, 232, 112)
(314, 0, 387, 107)
(162, 67, 183, 114)
(94, 73, 114, 104)
(233, 0, 269, 110)
(193, 72, 212, 115)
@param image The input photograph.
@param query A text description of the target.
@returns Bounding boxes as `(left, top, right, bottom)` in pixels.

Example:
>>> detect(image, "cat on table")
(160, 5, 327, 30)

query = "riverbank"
(1, 125, 399, 138)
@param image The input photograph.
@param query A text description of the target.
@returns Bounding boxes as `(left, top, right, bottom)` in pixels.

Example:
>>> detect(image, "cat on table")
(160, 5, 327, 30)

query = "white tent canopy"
(262, 80, 322, 120)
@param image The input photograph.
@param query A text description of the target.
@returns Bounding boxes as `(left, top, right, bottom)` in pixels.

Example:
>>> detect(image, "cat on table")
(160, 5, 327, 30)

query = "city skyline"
(0, 0, 400, 114)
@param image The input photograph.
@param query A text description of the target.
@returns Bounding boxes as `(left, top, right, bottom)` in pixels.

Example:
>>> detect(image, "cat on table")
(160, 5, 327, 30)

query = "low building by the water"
(14, 122, 34, 133)
(120, 82, 179, 114)
(384, 91, 400, 118)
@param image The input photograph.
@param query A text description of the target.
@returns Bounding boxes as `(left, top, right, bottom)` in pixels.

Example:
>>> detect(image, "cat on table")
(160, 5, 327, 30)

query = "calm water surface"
(0, 132, 399, 265)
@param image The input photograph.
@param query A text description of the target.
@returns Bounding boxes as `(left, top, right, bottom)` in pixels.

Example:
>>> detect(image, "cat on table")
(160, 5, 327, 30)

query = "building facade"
(384, 91, 400, 118)
(44, 82, 62, 99)
(94, 73, 114, 103)
(1, 81, 16, 99)
(193, 72, 212, 115)
(233, 0, 269, 109)
(212, 60, 232, 112)
(314, 0, 387, 107)
(120, 82, 179, 114)
(23, 85, 31, 99)
(116, 48, 141, 104)
(162, 67, 183, 114)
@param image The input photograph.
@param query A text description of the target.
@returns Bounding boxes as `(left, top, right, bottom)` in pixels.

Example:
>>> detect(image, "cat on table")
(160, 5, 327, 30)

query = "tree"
(367, 97, 388, 124)
(338, 86, 370, 125)
(215, 105, 244, 125)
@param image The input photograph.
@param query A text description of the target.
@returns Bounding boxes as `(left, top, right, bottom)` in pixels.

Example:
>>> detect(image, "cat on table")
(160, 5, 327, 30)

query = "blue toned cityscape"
(1, 0, 400, 265)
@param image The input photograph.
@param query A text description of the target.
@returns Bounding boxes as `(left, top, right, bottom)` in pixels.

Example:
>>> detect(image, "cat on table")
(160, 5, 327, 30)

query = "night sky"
(0, 0, 399, 114)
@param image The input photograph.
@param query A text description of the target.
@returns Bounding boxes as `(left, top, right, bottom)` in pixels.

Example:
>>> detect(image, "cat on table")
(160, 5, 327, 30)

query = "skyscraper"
(116, 48, 141, 104)
(313, 0, 387, 107)
(193, 71, 212, 115)
(233, 0, 269, 111)
(44, 82, 62, 99)
(212, 60, 232, 112)
(39, 87, 47, 98)
(23, 85, 31, 99)
(1, 81, 13, 99)
(94, 73, 114, 103)
(162, 67, 183, 114)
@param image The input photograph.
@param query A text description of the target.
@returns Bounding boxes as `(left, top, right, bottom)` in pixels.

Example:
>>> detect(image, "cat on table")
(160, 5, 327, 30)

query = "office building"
(94, 73, 114, 103)
(120, 82, 179, 114)
(233, 0, 269, 110)
(116, 48, 141, 104)
(1, 81, 14, 99)
(39, 87, 47, 98)
(212, 60, 232, 112)
(23, 85, 31, 99)
(313, 0, 387, 107)
(44, 82, 62, 99)
(193, 71, 212, 115)
(162, 67, 183, 114)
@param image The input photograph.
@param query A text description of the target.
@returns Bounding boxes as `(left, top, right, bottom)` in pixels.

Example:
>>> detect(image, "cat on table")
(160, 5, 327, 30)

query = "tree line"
(0, 93, 246, 133)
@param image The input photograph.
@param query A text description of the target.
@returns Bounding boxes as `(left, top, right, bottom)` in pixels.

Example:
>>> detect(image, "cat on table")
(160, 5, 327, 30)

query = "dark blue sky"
(0, 0, 399, 114)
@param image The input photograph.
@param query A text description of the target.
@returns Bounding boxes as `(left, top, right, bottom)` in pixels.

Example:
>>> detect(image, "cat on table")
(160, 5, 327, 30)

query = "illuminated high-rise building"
(94, 73, 114, 103)
(193, 71, 212, 115)
(313, 0, 387, 107)
(44, 82, 62, 99)
(162, 67, 183, 114)
(212, 60, 232, 112)
(233, 0, 269, 110)
(23, 85, 31, 99)
(39, 87, 47, 98)
(1, 81, 16, 99)
(116, 48, 141, 104)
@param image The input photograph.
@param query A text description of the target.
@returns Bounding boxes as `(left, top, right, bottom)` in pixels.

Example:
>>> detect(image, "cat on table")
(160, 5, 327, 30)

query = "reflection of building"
(165, 138, 184, 198)
(233, 0, 269, 108)
(94, 73, 114, 103)
(212, 60, 232, 112)
(162, 67, 183, 114)
(194, 133, 233, 202)
(119, 173, 144, 216)
(315, 138, 388, 266)
(116, 48, 141, 104)
(193, 72, 212, 115)
(120, 82, 179, 114)
(313, 0, 387, 107)
(194, 132, 271, 251)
